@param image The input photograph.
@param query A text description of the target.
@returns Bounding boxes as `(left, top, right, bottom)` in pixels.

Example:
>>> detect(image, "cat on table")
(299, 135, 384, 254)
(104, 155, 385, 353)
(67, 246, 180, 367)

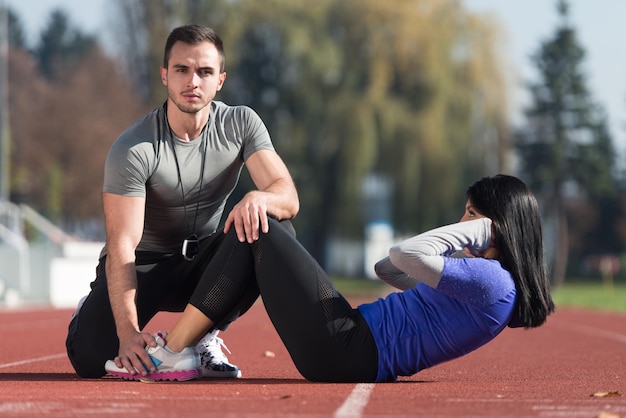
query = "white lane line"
(554, 319, 626, 344)
(334, 383, 375, 418)
(0, 353, 66, 369)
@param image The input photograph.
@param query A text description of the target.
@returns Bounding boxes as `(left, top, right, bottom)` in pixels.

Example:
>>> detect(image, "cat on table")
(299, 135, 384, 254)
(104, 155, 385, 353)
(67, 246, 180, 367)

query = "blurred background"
(0, 0, 624, 308)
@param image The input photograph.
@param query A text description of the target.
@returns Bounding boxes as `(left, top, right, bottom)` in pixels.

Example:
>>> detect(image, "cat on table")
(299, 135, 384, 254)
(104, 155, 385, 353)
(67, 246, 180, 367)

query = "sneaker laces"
(198, 332, 232, 365)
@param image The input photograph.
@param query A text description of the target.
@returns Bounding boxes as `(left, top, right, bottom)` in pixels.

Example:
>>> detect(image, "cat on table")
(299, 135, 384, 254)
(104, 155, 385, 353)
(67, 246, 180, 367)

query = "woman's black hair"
(467, 174, 555, 328)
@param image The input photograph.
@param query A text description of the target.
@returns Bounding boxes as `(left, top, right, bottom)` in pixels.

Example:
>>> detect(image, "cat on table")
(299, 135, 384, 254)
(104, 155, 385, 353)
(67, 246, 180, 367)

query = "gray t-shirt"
(103, 100, 275, 254)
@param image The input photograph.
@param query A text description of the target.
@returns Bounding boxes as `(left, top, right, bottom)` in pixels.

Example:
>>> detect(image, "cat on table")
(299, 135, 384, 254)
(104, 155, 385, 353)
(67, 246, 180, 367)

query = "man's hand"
(111, 331, 158, 376)
(224, 191, 269, 243)
(222, 150, 299, 243)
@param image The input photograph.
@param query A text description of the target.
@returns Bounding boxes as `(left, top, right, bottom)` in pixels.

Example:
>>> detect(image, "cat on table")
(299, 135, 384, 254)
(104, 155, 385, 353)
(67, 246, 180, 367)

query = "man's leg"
(66, 259, 119, 378)
(66, 253, 200, 378)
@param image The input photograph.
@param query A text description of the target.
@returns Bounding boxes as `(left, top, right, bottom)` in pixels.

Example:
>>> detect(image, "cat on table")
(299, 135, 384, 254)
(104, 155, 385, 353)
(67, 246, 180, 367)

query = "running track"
(0, 297, 625, 417)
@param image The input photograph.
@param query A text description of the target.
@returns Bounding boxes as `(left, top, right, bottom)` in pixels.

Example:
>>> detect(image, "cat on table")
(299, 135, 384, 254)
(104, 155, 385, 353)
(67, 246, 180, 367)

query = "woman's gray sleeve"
(374, 256, 420, 290)
(379, 218, 492, 289)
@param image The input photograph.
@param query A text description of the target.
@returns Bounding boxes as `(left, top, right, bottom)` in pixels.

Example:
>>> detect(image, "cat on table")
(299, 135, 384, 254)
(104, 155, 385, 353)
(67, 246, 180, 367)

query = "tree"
(34, 9, 97, 80)
(515, 0, 619, 286)
(110, 0, 208, 105)
(4, 6, 27, 50)
(109, 0, 510, 266)
(8, 15, 148, 236)
(219, 0, 510, 261)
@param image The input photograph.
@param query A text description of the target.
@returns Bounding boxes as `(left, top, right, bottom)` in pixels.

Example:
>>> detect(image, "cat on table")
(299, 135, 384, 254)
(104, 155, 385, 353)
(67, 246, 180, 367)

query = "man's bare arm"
(224, 150, 299, 243)
(103, 192, 156, 375)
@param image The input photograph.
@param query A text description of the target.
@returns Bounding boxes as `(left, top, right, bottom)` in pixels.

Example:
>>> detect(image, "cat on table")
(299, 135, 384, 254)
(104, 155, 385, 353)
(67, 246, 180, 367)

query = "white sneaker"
(105, 331, 201, 381)
(196, 330, 242, 378)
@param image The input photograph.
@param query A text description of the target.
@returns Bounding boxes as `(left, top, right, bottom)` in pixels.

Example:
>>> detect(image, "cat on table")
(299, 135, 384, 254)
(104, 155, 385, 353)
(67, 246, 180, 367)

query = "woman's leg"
(164, 226, 260, 350)
(252, 219, 378, 382)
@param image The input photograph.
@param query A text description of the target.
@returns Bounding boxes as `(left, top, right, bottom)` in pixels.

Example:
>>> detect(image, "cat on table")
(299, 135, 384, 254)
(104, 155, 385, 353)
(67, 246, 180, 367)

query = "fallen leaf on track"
(590, 391, 622, 398)
(596, 412, 625, 418)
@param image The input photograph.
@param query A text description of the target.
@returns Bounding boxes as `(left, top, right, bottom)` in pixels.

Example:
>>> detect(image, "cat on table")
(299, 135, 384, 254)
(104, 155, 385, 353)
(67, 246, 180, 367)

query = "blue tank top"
(358, 256, 516, 382)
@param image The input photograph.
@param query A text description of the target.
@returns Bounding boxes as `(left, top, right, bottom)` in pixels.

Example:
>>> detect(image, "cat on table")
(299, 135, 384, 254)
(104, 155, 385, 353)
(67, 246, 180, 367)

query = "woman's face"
(460, 199, 487, 222)
(460, 199, 499, 259)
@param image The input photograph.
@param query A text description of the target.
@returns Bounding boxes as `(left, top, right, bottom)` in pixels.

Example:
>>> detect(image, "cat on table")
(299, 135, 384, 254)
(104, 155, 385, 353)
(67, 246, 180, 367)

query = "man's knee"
(66, 347, 107, 378)
(66, 317, 109, 378)
(65, 295, 118, 378)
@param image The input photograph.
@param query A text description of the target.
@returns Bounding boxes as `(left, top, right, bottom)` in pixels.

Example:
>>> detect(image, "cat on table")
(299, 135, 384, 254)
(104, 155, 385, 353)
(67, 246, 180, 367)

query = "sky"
(4, 0, 626, 157)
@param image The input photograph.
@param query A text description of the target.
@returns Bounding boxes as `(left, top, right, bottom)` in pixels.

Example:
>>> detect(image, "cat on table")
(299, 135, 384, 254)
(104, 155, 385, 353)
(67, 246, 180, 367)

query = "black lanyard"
(169, 110, 212, 261)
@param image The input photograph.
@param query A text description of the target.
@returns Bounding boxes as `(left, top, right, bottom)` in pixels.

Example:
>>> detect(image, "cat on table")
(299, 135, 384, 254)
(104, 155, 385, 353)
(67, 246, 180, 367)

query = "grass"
(552, 282, 626, 313)
(332, 277, 394, 299)
(333, 277, 626, 313)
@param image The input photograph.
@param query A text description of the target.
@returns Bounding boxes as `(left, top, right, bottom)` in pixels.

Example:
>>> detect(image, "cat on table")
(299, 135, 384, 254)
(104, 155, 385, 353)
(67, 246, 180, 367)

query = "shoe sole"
(202, 369, 242, 379)
(107, 368, 202, 382)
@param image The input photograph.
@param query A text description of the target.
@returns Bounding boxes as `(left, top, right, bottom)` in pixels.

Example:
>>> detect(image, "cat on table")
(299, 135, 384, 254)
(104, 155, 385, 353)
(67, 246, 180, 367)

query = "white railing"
(0, 201, 77, 306)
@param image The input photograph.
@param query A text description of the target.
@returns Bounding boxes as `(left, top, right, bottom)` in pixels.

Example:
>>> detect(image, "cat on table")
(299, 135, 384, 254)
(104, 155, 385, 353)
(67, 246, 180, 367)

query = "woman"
(105, 174, 555, 382)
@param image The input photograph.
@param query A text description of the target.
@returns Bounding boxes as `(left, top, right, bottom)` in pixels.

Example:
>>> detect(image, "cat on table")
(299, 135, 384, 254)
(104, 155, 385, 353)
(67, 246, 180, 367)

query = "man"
(66, 24, 299, 379)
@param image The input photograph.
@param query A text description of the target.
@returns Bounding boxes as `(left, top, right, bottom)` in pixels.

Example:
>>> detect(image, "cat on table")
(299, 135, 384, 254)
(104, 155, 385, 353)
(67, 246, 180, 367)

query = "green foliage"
(517, 18, 614, 196)
(105, 0, 512, 261)
(515, 1, 622, 284)
(198, 0, 510, 257)
(8, 1, 512, 253)
(8, 0, 623, 275)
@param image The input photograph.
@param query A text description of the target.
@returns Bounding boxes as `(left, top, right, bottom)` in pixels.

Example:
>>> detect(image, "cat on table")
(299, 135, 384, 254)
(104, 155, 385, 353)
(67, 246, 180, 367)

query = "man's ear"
(216, 72, 227, 91)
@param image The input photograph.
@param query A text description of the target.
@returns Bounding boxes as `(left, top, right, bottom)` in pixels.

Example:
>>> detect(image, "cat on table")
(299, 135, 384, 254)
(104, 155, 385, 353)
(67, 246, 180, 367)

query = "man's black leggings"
(66, 227, 259, 378)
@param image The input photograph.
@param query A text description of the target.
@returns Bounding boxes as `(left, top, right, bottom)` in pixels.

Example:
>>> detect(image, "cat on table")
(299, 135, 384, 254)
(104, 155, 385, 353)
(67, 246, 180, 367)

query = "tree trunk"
(551, 200, 569, 288)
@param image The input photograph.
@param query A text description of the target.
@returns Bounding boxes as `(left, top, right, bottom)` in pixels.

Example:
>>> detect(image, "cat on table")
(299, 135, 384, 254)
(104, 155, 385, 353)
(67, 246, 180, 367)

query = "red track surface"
(1, 298, 625, 417)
